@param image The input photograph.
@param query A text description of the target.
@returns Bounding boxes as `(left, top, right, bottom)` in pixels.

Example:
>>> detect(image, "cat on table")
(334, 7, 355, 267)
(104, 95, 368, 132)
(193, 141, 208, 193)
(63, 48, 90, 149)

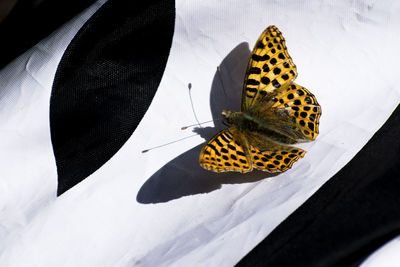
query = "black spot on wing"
(262, 64, 270, 72)
(252, 54, 270, 61)
(257, 41, 265, 49)
(219, 133, 230, 143)
(271, 79, 280, 88)
(273, 68, 281, 75)
(249, 67, 261, 74)
(215, 138, 223, 147)
(221, 148, 228, 153)
(261, 77, 270, 85)
(246, 87, 257, 93)
(208, 144, 220, 156)
(247, 79, 260, 86)
(237, 151, 245, 156)
(297, 90, 305, 96)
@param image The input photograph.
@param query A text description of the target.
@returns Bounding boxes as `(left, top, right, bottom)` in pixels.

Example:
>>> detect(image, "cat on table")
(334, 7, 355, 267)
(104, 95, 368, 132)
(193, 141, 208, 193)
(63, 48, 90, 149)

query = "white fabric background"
(0, 0, 399, 266)
(362, 235, 400, 266)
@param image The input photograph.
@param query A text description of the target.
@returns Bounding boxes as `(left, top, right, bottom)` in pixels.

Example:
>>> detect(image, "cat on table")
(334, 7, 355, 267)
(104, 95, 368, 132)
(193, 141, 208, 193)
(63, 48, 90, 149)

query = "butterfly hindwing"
(249, 144, 305, 172)
(242, 25, 297, 111)
(242, 130, 305, 172)
(265, 82, 322, 141)
(200, 127, 252, 173)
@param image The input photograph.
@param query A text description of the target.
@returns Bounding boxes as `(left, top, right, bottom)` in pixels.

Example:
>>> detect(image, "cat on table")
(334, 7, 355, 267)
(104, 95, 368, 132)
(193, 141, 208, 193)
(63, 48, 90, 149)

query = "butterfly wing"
(248, 82, 321, 141)
(249, 142, 305, 172)
(270, 83, 321, 140)
(242, 25, 321, 142)
(242, 25, 297, 111)
(200, 126, 252, 173)
(240, 129, 305, 172)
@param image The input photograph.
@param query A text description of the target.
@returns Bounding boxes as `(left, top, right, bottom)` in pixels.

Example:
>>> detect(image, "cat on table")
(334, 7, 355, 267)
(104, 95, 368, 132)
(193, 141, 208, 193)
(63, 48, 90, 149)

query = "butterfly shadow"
(137, 42, 279, 204)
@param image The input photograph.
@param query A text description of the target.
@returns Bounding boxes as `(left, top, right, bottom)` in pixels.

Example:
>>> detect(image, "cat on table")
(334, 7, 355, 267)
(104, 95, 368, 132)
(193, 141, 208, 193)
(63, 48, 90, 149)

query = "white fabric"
(362, 236, 400, 267)
(0, 0, 399, 266)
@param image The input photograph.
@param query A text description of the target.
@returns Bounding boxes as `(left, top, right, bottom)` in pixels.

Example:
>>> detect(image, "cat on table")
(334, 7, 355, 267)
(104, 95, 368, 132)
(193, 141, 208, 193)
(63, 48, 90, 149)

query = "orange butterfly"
(200, 26, 321, 173)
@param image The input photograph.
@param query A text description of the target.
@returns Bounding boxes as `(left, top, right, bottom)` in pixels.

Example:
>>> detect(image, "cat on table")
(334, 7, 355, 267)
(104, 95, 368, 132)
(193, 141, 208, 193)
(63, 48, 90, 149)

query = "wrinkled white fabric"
(0, 0, 399, 266)
(362, 236, 400, 267)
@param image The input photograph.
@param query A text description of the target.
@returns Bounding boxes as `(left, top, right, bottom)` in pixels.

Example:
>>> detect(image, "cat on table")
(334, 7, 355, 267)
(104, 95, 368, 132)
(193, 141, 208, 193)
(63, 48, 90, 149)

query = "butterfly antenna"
(181, 82, 223, 130)
(181, 118, 222, 130)
(187, 83, 202, 128)
(141, 133, 199, 153)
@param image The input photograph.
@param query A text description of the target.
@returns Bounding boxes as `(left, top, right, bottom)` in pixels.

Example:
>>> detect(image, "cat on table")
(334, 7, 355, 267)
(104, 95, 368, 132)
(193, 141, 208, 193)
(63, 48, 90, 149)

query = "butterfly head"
(221, 110, 233, 124)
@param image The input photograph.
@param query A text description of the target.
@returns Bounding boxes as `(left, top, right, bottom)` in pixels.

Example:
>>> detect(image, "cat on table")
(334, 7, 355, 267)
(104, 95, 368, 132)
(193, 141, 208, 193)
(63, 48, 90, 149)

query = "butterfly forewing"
(200, 127, 252, 172)
(242, 25, 297, 111)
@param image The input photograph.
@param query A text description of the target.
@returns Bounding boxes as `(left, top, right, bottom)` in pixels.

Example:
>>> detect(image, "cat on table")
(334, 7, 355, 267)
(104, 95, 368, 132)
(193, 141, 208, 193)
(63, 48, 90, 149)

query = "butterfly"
(200, 25, 321, 173)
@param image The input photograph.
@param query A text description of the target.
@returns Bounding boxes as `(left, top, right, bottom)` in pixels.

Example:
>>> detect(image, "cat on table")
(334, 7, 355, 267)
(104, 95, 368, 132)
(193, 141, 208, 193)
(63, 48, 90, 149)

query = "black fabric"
(50, 0, 175, 195)
(0, 0, 96, 70)
(238, 104, 400, 266)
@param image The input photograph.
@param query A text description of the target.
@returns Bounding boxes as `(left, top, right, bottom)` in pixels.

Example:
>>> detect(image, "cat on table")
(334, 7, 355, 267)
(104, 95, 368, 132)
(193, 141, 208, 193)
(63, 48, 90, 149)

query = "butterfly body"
(200, 26, 321, 173)
(223, 110, 297, 145)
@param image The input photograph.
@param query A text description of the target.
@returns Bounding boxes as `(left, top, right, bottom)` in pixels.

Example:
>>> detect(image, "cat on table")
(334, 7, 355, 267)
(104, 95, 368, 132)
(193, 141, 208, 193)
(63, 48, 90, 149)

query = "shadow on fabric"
(137, 42, 279, 204)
